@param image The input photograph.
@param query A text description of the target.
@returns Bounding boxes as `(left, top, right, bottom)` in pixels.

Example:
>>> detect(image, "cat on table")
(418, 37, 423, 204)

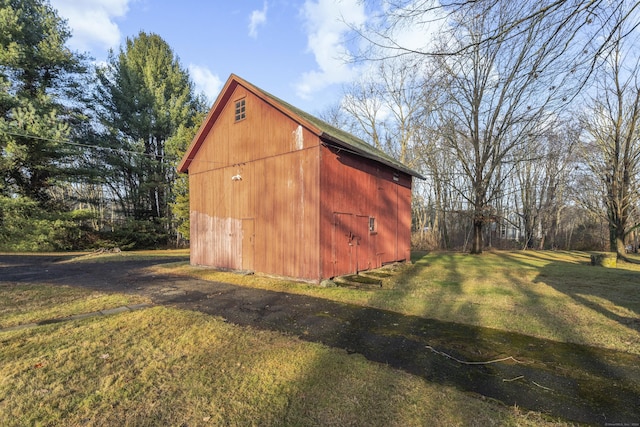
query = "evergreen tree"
(0, 0, 91, 250)
(94, 32, 205, 244)
(167, 113, 206, 243)
(0, 0, 87, 205)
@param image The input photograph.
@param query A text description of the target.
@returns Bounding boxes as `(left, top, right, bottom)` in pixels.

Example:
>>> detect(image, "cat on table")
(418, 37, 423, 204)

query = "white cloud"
(248, 2, 268, 39)
(296, 0, 366, 99)
(50, 0, 131, 52)
(189, 64, 223, 104)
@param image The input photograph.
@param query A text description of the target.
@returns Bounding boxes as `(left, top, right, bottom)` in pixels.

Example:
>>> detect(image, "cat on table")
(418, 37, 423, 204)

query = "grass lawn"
(155, 250, 640, 355)
(2, 249, 637, 425)
(0, 292, 560, 426)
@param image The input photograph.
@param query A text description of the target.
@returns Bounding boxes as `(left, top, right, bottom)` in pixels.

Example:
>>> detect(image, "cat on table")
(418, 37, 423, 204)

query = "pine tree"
(0, 0, 90, 250)
(0, 0, 87, 205)
(93, 31, 205, 244)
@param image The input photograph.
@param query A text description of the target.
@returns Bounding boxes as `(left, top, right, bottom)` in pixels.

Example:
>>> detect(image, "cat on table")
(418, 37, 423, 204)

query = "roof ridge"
(243, 77, 424, 179)
(179, 74, 424, 179)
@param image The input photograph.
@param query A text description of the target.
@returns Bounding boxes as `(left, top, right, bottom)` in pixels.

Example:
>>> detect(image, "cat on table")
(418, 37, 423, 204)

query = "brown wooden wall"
(188, 84, 321, 280)
(318, 145, 412, 279)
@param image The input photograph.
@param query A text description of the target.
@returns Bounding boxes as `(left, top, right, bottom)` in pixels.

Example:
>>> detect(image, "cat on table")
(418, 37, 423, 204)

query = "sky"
(48, 0, 371, 115)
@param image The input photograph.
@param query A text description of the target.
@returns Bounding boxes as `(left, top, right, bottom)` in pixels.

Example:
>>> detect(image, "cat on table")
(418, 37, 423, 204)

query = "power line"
(0, 129, 234, 167)
(1, 129, 171, 160)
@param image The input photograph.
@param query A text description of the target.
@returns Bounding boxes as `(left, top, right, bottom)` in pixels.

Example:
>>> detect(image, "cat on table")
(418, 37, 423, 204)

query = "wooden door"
(333, 213, 371, 276)
(333, 213, 352, 276)
(353, 215, 370, 272)
(242, 218, 255, 271)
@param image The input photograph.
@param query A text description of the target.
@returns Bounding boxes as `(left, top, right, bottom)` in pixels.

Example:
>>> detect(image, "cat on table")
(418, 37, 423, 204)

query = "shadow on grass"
(498, 251, 640, 333)
(491, 251, 640, 424)
(1, 253, 639, 425)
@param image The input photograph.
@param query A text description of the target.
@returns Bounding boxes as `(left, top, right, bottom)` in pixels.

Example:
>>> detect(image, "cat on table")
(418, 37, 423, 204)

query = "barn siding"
(319, 145, 412, 278)
(188, 83, 321, 280)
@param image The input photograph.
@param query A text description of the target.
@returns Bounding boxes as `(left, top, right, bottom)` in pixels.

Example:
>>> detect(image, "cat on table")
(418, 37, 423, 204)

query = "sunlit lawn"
(157, 250, 640, 355)
(2, 249, 637, 425)
(0, 293, 560, 426)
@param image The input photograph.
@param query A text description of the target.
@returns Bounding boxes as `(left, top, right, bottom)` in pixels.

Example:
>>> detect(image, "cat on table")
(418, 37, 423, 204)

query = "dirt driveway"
(2, 254, 639, 425)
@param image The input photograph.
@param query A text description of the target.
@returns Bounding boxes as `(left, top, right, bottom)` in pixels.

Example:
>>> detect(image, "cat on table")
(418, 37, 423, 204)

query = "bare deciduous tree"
(513, 122, 578, 249)
(579, 22, 640, 258)
(429, 0, 580, 253)
(341, 60, 430, 166)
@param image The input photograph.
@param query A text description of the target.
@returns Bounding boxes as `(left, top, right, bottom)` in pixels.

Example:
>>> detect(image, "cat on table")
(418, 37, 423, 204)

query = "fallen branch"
(502, 375, 525, 382)
(425, 345, 523, 365)
(532, 381, 554, 391)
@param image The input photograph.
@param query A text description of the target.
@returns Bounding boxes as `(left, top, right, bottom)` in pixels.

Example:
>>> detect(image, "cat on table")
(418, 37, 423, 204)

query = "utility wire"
(1, 129, 468, 176)
(1, 129, 172, 160)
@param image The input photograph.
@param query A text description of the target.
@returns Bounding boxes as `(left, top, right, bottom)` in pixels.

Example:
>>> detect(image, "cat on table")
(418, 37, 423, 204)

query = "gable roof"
(177, 74, 424, 179)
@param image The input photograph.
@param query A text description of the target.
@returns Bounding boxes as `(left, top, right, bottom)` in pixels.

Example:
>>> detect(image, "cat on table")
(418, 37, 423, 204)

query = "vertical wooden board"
(189, 174, 203, 266)
(263, 154, 281, 275)
(303, 143, 320, 279)
(332, 213, 352, 275)
(319, 147, 333, 278)
(253, 159, 267, 274)
(300, 147, 321, 279)
(398, 179, 413, 261)
(242, 220, 255, 270)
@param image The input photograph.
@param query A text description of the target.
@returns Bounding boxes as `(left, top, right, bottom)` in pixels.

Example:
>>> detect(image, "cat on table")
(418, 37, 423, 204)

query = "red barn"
(178, 74, 423, 282)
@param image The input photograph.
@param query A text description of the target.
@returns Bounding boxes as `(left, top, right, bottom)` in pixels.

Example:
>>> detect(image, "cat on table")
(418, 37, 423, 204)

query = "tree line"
(2, 0, 640, 258)
(322, 0, 640, 258)
(0, 0, 206, 250)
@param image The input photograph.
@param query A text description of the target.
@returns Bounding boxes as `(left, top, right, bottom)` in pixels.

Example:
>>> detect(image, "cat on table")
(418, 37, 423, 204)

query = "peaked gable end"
(178, 74, 323, 173)
(178, 73, 423, 179)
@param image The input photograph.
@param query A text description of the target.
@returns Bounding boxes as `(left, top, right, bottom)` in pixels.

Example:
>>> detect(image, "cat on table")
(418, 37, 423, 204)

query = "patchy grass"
(0, 284, 149, 328)
(65, 249, 190, 263)
(155, 250, 640, 355)
(383, 250, 640, 355)
(4, 250, 634, 425)
(0, 303, 563, 426)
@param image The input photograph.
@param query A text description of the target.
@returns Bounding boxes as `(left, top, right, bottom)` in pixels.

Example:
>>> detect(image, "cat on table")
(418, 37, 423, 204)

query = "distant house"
(178, 74, 423, 282)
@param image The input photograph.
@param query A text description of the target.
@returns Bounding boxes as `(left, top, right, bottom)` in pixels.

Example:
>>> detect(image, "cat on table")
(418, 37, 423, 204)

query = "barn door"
(242, 218, 255, 271)
(333, 213, 352, 276)
(332, 213, 370, 276)
(353, 215, 370, 272)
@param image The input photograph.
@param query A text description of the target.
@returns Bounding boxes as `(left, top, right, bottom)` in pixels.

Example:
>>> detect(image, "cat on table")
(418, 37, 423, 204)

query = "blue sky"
(49, 0, 369, 115)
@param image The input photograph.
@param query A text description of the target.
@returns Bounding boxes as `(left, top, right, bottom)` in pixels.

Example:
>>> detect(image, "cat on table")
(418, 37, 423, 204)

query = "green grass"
(3, 249, 638, 425)
(156, 250, 640, 355)
(0, 284, 149, 328)
(0, 304, 561, 426)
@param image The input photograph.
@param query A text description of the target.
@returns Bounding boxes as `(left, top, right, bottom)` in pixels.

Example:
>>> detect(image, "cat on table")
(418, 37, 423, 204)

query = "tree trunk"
(471, 217, 483, 254)
(611, 223, 627, 258)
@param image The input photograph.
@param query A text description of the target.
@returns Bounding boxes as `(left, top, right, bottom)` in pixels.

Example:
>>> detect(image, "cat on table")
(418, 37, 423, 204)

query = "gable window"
(234, 99, 246, 122)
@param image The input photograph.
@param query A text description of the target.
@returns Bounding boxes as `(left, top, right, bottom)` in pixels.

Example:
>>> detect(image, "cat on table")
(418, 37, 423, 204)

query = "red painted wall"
(186, 81, 413, 282)
(319, 145, 412, 279)
(188, 84, 321, 280)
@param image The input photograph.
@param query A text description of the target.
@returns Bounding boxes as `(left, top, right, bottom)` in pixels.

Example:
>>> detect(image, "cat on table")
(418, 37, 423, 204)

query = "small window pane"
(235, 99, 246, 122)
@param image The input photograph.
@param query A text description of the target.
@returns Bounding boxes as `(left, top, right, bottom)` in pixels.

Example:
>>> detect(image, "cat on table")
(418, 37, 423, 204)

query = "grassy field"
(1, 290, 560, 426)
(155, 250, 640, 355)
(2, 249, 638, 425)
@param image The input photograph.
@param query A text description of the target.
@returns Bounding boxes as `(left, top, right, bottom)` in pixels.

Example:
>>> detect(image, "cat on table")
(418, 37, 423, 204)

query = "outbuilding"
(178, 74, 423, 282)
